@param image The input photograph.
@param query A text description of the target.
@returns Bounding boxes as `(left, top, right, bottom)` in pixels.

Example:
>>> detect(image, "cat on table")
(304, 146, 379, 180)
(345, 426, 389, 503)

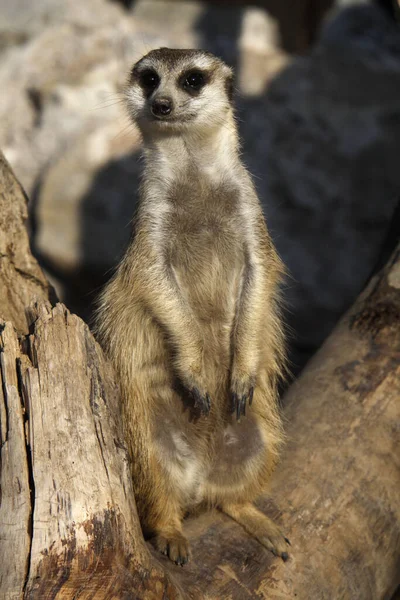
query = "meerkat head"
(126, 48, 234, 137)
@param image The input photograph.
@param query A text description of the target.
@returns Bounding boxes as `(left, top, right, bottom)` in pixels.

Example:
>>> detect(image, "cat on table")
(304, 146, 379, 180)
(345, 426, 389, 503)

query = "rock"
(0, 0, 124, 49)
(36, 115, 141, 273)
(0, 14, 140, 192)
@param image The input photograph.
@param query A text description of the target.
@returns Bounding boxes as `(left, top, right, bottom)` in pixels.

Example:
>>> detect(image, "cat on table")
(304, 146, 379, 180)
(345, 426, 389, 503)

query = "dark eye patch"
(137, 69, 160, 96)
(181, 69, 207, 95)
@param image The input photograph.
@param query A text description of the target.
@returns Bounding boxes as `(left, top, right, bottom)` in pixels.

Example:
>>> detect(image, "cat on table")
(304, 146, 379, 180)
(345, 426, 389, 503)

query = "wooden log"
(1, 304, 182, 599)
(0, 152, 55, 335)
(264, 246, 400, 598)
(0, 323, 31, 600)
(0, 152, 399, 599)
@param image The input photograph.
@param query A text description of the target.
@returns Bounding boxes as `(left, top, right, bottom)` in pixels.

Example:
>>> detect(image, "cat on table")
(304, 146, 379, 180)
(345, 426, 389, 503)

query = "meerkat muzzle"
(151, 97, 173, 117)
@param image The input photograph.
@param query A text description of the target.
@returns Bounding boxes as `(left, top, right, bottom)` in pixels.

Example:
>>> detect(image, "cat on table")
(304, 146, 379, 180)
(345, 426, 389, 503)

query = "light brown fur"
(95, 48, 289, 565)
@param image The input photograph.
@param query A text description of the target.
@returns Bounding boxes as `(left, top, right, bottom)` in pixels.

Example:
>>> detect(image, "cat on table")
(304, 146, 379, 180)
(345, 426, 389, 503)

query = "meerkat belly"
(172, 237, 243, 376)
(175, 247, 241, 318)
(170, 222, 243, 322)
(166, 177, 245, 328)
(208, 416, 267, 488)
(154, 416, 208, 505)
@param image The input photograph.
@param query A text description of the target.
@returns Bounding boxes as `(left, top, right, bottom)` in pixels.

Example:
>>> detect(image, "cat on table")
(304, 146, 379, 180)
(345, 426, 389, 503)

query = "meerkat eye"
(139, 69, 160, 92)
(182, 70, 205, 91)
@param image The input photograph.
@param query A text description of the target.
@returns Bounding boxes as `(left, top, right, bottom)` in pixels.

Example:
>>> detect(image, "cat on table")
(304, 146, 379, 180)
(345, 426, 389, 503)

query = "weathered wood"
(264, 247, 400, 598)
(0, 152, 55, 335)
(0, 324, 31, 600)
(1, 304, 182, 600)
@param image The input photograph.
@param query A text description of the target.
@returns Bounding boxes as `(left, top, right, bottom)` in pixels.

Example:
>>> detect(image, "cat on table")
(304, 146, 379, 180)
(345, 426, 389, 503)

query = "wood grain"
(0, 152, 55, 335)
(0, 323, 31, 599)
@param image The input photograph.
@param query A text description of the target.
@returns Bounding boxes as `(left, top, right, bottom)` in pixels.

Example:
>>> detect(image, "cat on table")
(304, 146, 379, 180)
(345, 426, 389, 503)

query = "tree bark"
(0, 151, 399, 599)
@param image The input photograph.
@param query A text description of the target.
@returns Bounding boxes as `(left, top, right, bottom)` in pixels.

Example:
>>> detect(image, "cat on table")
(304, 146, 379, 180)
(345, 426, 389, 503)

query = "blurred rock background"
(0, 0, 399, 374)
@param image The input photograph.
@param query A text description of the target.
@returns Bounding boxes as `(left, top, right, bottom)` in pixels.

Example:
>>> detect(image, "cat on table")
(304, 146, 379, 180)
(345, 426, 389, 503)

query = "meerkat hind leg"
(145, 470, 190, 565)
(222, 502, 290, 561)
(150, 505, 190, 566)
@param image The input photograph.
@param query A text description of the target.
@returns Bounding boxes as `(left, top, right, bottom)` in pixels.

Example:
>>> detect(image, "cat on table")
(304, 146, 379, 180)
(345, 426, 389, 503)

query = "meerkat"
(95, 48, 289, 566)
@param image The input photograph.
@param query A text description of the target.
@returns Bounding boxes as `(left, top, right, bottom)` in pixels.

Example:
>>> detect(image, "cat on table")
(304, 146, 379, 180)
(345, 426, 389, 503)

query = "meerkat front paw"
(182, 375, 211, 416)
(177, 353, 211, 415)
(230, 374, 255, 421)
(190, 387, 211, 415)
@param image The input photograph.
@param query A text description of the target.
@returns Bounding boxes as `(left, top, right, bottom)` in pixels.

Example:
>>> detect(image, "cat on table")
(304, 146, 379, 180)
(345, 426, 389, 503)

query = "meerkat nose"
(151, 97, 173, 117)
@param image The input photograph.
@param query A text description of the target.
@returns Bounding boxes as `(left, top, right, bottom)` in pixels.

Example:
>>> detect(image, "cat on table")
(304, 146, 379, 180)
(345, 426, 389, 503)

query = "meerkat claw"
(231, 392, 244, 421)
(239, 395, 245, 420)
(248, 386, 254, 406)
(232, 388, 254, 421)
(231, 392, 238, 415)
(191, 387, 211, 415)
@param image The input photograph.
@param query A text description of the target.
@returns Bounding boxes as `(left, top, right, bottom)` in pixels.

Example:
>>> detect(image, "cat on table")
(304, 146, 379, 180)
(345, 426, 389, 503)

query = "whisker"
(89, 101, 125, 111)
(111, 120, 138, 143)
